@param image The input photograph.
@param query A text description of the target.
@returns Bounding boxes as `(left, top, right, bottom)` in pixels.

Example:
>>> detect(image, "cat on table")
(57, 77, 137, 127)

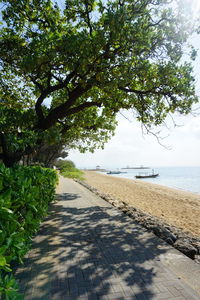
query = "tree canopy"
(0, 0, 198, 167)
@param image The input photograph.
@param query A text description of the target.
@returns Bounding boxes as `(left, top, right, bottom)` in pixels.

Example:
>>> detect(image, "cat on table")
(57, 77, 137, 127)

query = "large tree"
(0, 0, 198, 167)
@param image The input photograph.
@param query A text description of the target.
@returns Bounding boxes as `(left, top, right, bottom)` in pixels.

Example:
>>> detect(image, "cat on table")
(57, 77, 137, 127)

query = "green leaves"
(0, 164, 58, 298)
(0, 274, 23, 299)
(0, 256, 6, 267)
(0, 0, 198, 166)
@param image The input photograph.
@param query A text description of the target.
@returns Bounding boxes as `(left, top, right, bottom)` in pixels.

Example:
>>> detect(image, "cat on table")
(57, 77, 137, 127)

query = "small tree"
(55, 159, 76, 170)
(0, 0, 198, 167)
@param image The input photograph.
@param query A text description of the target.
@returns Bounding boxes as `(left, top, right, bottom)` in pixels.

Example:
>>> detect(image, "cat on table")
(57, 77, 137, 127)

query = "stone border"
(75, 179, 200, 263)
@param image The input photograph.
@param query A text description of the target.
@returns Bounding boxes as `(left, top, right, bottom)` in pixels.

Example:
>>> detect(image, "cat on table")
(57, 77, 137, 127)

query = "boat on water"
(107, 171, 127, 174)
(135, 169, 159, 179)
(107, 171, 121, 174)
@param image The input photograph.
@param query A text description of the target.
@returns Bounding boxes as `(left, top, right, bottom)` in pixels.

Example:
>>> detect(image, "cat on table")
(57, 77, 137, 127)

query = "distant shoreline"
(83, 171, 200, 237)
(121, 167, 150, 169)
(85, 166, 200, 195)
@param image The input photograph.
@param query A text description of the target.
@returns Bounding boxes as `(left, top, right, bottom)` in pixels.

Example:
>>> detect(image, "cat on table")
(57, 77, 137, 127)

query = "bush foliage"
(0, 164, 58, 299)
(56, 159, 75, 170)
(1, 0, 198, 168)
(57, 160, 84, 180)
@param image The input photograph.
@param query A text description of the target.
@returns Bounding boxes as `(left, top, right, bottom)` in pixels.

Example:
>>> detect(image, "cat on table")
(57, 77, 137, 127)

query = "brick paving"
(15, 176, 200, 300)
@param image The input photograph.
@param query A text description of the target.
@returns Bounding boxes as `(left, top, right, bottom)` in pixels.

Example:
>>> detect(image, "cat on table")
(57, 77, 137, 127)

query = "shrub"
(57, 160, 84, 180)
(55, 159, 75, 170)
(0, 164, 58, 299)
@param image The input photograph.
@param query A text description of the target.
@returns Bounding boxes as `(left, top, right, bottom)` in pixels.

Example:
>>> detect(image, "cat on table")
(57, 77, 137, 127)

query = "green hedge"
(0, 164, 58, 299)
(57, 160, 84, 180)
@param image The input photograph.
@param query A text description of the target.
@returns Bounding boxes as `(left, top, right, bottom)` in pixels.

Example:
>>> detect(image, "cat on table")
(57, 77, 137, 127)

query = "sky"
(68, 0, 200, 169)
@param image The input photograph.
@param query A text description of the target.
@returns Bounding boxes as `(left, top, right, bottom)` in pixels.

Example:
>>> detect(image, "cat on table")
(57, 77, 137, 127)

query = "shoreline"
(83, 171, 200, 237)
(98, 171, 200, 196)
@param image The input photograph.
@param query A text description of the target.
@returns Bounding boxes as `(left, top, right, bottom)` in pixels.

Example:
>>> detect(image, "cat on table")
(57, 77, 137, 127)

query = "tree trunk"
(2, 154, 21, 168)
(1, 144, 35, 168)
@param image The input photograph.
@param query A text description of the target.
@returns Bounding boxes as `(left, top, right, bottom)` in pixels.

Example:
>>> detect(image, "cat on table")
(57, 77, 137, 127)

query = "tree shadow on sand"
(15, 192, 181, 300)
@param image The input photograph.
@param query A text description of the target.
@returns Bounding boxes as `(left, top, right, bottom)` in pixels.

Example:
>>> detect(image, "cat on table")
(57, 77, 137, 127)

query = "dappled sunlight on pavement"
(15, 177, 200, 300)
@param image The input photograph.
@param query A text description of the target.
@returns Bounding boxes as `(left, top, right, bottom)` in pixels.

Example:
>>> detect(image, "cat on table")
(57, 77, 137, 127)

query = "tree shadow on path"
(15, 192, 185, 300)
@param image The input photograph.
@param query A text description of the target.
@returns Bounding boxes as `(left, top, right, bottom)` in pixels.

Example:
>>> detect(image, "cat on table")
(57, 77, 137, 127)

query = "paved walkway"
(16, 176, 200, 300)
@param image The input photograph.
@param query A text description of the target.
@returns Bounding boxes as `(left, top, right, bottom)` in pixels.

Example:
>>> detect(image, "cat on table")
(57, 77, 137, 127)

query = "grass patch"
(61, 169, 84, 180)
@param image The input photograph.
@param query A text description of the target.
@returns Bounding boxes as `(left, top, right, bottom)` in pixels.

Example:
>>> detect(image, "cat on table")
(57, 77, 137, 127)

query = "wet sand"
(83, 171, 200, 237)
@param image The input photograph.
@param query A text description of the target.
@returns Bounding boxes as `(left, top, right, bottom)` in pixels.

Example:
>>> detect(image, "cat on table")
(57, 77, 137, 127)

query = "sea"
(103, 166, 200, 195)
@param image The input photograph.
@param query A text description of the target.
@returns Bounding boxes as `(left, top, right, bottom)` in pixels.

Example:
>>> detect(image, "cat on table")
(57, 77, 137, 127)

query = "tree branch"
(38, 84, 93, 130)
(57, 120, 71, 134)
(35, 92, 48, 122)
(51, 73, 65, 85)
(65, 101, 102, 116)
(119, 86, 156, 95)
(35, 70, 78, 122)
(29, 75, 44, 91)
(146, 17, 171, 30)
(84, 0, 93, 36)
(119, 86, 172, 97)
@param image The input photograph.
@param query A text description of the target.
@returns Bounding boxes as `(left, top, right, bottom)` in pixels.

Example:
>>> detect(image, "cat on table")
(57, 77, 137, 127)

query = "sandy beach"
(83, 171, 200, 237)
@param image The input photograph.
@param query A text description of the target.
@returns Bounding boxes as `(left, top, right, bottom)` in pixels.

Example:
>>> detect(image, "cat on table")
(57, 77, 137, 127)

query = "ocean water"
(103, 166, 200, 195)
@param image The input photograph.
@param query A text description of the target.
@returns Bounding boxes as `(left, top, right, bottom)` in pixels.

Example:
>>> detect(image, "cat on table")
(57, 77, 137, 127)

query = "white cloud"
(68, 112, 200, 169)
